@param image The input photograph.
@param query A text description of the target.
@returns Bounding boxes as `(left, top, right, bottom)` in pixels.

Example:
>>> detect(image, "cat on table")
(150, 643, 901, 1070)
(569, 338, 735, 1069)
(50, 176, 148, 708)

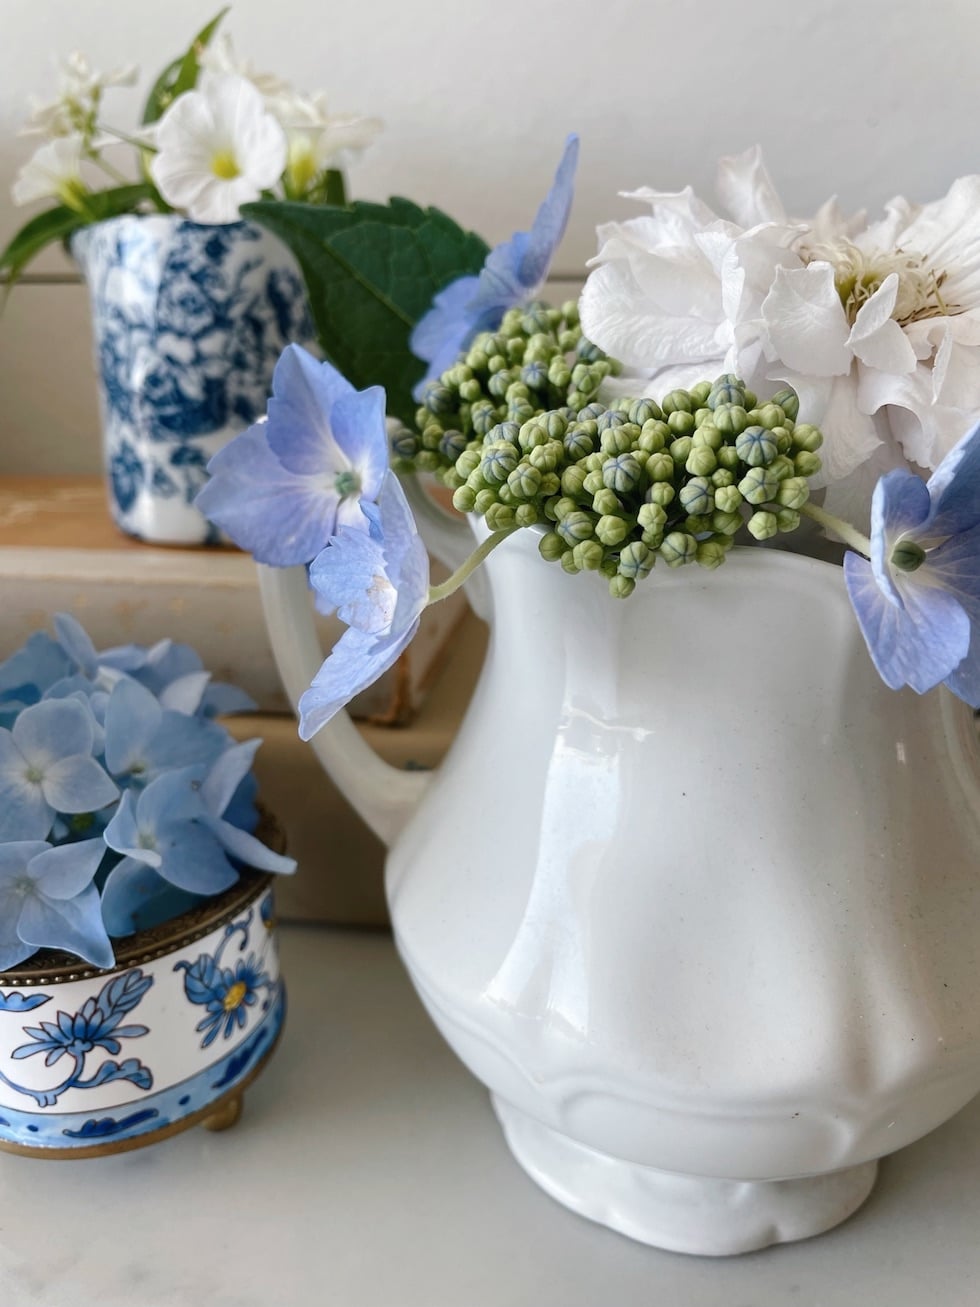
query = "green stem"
(324, 169, 347, 206)
(801, 501, 872, 557)
(100, 123, 158, 154)
(426, 527, 518, 605)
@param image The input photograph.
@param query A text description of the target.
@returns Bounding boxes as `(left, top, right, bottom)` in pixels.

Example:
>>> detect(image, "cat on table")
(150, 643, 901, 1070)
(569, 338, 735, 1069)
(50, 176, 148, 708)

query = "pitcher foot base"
(491, 1096, 878, 1256)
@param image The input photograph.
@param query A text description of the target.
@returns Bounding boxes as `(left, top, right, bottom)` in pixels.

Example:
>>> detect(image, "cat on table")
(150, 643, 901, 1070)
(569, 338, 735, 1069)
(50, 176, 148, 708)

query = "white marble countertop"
(2, 924, 980, 1306)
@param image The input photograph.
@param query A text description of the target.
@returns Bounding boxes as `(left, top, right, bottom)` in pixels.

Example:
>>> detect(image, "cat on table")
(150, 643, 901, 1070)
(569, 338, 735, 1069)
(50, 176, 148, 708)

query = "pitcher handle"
(257, 564, 430, 848)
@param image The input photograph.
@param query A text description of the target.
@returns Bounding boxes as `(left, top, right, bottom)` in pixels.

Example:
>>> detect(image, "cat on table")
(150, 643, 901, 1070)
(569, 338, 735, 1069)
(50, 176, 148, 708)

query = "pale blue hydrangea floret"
(844, 419, 980, 703)
(298, 471, 430, 740)
(0, 839, 112, 970)
(196, 344, 390, 567)
(101, 749, 295, 937)
(102, 677, 230, 791)
(0, 699, 119, 841)
(410, 134, 580, 397)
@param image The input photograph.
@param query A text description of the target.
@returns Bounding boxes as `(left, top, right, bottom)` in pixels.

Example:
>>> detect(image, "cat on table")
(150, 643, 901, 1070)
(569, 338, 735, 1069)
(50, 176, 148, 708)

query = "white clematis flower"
(12, 134, 88, 208)
(149, 72, 288, 224)
(581, 147, 980, 522)
(21, 51, 137, 140)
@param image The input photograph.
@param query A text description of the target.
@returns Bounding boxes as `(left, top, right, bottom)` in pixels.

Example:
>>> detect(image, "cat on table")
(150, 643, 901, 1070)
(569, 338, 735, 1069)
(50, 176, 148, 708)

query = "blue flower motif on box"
(0, 969, 154, 1108)
(174, 909, 275, 1049)
(71, 214, 316, 543)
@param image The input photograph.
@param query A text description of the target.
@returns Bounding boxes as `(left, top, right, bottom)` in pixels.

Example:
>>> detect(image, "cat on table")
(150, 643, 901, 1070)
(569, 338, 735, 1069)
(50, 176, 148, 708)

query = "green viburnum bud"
(506, 381, 530, 403)
(442, 468, 465, 490)
(597, 409, 628, 432)
(563, 428, 594, 461)
(747, 510, 778, 541)
(595, 514, 630, 547)
(638, 502, 668, 533)
(646, 451, 674, 482)
(776, 477, 810, 509)
(513, 504, 538, 529)
(708, 382, 745, 410)
(735, 426, 778, 467)
(474, 488, 498, 515)
(670, 436, 694, 467)
(561, 299, 580, 325)
(716, 445, 741, 472)
(560, 551, 582, 575)
(593, 488, 622, 516)
(684, 514, 713, 535)
(486, 421, 520, 446)
(420, 423, 444, 451)
(557, 330, 578, 352)
(711, 509, 743, 536)
(530, 441, 562, 472)
(667, 410, 696, 436)
(518, 420, 546, 450)
(754, 403, 786, 430)
(711, 468, 735, 489)
(629, 398, 663, 424)
(549, 363, 572, 391)
(551, 496, 577, 520)
(539, 472, 561, 496)
(767, 454, 796, 481)
(485, 502, 516, 531)
(693, 423, 723, 451)
(695, 539, 728, 570)
(453, 485, 477, 513)
(486, 369, 513, 399)
(583, 469, 605, 496)
(689, 381, 712, 406)
(390, 428, 419, 460)
(646, 482, 675, 508)
(496, 483, 516, 506)
(775, 508, 800, 533)
(507, 464, 543, 501)
(509, 400, 536, 425)
(770, 387, 800, 421)
(571, 362, 599, 395)
(679, 477, 714, 515)
(600, 427, 635, 456)
(772, 426, 794, 455)
(457, 379, 480, 403)
(471, 403, 499, 437)
(712, 404, 749, 437)
(573, 540, 605, 571)
(561, 464, 588, 497)
(714, 484, 743, 514)
(423, 382, 455, 414)
(439, 430, 468, 462)
(506, 338, 526, 363)
(465, 346, 489, 372)
(416, 451, 440, 472)
(661, 389, 694, 415)
(794, 451, 823, 477)
(738, 467, 780, 505)
(521, 362, 549, 391)
(482, 445, 518, 484)
(558, 510, 594, 544)
(660, 532, 698, 567)
(539, 531, 566, 562)
(742, 390, 758, 409)
(541, 412, 568, 441)
(639, 421, 670, 454)
(618, 541, 654, 580)
(686, 446, 717, 477)
(791, 424, 823, 452)
(609, 574, 636, 599)
(603, 453, 643, 494)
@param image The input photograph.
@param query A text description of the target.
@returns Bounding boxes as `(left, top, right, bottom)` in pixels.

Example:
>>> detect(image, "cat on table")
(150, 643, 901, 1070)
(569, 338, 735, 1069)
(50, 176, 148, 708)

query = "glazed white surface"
(1, 925, 979, 1306)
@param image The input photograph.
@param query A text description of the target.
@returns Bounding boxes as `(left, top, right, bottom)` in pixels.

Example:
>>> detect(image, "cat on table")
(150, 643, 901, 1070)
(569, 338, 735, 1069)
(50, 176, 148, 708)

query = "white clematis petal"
(761, 264, 852, 376)
(716, 145, 788, 229)
(847, 275, 918, 374)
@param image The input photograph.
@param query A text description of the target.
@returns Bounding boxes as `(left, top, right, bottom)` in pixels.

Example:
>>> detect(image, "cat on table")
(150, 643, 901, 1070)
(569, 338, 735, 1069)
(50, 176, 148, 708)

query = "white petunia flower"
(12, 134, 88, 207)
(270, 90, 382, 194)
(581, 147, 980, 522)
(22, 51, 137, 140)
(149, 72, 288, 224)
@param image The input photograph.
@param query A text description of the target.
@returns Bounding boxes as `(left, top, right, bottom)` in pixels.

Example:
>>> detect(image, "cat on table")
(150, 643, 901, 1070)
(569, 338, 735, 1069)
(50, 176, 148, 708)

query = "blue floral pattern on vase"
(0, 969, 153, 1108)
(71, 215, 316, 545)
(175, 908, 275, 1049)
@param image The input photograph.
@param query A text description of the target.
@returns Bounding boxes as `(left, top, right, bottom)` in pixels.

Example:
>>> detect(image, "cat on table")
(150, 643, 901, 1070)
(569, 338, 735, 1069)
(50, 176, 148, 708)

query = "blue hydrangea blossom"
(410, 135, 580, 396)
(196, 344, 390, 566)
(0, 839, 112, 970)
(299, 471, 430, 739)
(844, 419, 980, 703)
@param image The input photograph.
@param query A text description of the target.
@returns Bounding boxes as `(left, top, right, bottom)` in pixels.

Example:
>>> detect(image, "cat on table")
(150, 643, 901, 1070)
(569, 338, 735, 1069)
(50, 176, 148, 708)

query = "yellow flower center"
(802, 238, 953, 327)
(223, 980, 248, 1012)
(211, 149, 241, 181)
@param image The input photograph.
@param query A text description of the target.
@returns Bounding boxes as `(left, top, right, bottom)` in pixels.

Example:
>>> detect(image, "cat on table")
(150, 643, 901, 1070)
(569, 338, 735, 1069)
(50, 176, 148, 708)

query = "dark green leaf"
(243, 198, 490, 424)
(141, 7, 230, 125)
(0, 184, 156, 290)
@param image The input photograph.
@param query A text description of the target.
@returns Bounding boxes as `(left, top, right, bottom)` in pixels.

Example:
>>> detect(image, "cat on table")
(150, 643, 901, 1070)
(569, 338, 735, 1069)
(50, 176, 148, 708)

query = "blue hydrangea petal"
(136, 768, 208, 839)
(197, 427, 339, 567)
(308, 530, 395, 634)
(199, 682, 257, 717)
(0, 734, 52, 840)
(923, 418, 980, 539)
(104, 791, 161, 867)
(379, 474, 430, 638)
(205, 816, 296, 874)
(519, 135, 580, 288)
(18, 883, 114, 969)
(12, 699, 94, 769)
(53, 614, 99, 677)
(844, 552, 970, 694)
(409, 276, 481, 399)
(200, 741, 261, 819)
(870, 470, 932, 607)
(0, 842, 48, 881)
(42, 755, 118, 816)
(141, 711, 228, 782)
(157, 671, 211, 715)
(298, 621, 419, 741)
(27, 838, 105, 900)
(328, 387, 390, 501)
(104, 678, 163, 776)
(264, 345, 354, 476)
(101, 857, 199, 937)
(0, 633, 73, 700)
(155, 821, 239, 896)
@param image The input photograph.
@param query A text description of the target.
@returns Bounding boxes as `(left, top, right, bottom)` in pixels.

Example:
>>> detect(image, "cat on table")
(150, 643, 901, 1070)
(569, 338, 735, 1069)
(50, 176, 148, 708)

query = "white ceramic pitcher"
(257, 505, 980, 1256)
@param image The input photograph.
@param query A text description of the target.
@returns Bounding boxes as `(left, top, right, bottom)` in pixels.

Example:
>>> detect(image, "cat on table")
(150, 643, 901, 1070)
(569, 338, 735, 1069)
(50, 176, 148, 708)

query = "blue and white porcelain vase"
(72, 214, 316, 545)
(0, 871, 284, 1156)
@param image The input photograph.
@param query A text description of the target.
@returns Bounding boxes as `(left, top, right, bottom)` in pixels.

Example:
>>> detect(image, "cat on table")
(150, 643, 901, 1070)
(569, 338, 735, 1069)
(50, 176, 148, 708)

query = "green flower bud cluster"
(391, 300, 621, 483)
(447, 372, 825, 599)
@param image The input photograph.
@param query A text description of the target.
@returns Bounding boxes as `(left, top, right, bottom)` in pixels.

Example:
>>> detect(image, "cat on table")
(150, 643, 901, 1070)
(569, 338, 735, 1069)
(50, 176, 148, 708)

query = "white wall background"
(2, 0, 980, 472)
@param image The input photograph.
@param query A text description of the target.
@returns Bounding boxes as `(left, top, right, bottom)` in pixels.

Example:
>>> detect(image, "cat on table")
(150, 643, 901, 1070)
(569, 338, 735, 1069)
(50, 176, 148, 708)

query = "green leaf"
(0, 184, 156, 290)
(141, 7, 230, 125)
(242, 198, 490, 425)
